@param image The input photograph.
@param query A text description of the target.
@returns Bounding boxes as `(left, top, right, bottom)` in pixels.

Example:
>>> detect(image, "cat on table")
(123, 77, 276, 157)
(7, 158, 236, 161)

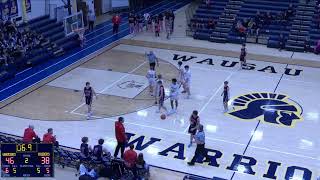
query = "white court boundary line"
(70, 61, 148, 113)
(70, 111, 320, 161)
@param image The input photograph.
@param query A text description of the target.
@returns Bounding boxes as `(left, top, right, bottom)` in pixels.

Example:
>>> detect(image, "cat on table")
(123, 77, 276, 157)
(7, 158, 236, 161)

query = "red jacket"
(23, 128, 37, 143)
(112, 15, 121, 25)
(124, 149, 137, 168)
(42, 133, 56, 143)
(115, 121, 126, 143)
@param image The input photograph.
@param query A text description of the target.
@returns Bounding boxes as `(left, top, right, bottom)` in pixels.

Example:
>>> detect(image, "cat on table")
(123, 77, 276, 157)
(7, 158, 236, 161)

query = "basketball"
(160, 114, 166, 120)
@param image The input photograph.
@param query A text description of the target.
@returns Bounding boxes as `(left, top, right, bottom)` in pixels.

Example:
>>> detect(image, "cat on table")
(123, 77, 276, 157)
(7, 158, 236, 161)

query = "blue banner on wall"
(0, 0, 18, 18)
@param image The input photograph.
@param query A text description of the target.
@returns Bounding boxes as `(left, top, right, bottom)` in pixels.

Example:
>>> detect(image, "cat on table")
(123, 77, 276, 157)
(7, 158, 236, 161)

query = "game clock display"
(1, 143, 54, 177)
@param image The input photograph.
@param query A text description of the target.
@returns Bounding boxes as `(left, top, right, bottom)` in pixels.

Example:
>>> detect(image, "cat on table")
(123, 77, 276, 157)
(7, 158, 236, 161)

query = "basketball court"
(0, 5, 320, 180)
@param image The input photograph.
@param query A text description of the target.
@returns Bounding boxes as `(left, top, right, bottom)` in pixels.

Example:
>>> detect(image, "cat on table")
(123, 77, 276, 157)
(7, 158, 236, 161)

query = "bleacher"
(191, 0, 229, 40)
(0, 15, 80, 83)
(189, 0, 320, 53)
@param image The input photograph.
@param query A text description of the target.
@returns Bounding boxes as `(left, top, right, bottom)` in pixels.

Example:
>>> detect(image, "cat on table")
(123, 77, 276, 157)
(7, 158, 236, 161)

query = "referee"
(145, 51, 159, 70)
(187, 124, 211, 166)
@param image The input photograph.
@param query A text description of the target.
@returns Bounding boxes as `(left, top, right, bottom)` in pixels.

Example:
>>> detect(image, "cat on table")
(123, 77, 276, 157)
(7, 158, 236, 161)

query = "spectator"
(315, 39, 320, 54)
(170, 10, 175, 33)
(236, 20, 246, 37)
(87, 10, 96, 32)
(304, 37, 312, 52)
(205, 0, 210, 7)
(286, 4, 294, 18)
(112, 13, 121, 34)
(78, 163, 98, 180)
(247, 18, 257, 36)
(147, 14, 153, 32)
(92, 139, 110, 162)
(135, 153, 150, 180)
(23, 125, 40, 143)
(254, 11, 262, 27)
(124, 144, 137, 169)
(316, 14, 320, 29)
(114, 117, 127, 158)
(158, 13, 164, 31)
(154, 16, 160, 37)
(128, 13, 135, 34)
(42, 128, 59, 147)
(143, 12, 150, 31)
(166, 16, 173, 39)
(138, 14, 144, 32)
(207, 18, 215, 30)
(80, 137, 92, 160)
(264, 11, 273, 25)
(279, 34, 286, 51)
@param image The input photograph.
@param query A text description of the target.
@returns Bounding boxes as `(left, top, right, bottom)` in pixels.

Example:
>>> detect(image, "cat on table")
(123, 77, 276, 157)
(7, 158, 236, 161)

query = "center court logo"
(227, 92, 303, 127)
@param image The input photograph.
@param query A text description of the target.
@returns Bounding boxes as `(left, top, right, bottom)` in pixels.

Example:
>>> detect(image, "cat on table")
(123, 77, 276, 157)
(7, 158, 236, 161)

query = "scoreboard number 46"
(1, 143, 54, 177)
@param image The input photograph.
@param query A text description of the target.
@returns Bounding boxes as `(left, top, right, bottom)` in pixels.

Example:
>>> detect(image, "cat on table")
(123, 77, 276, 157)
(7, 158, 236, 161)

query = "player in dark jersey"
(156, 80, 167, 113)
(221, 81, 229, 112)
(188, 110, 200, 147)
(92, 139, 110, 162)
(80, 136, 92, 160)
(82, 82, 97, 120)
(240, 43, 247, 69)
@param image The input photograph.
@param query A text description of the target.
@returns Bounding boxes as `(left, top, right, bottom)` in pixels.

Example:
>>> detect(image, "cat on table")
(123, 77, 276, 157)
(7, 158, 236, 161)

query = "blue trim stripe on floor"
(0, 0, 190, 103)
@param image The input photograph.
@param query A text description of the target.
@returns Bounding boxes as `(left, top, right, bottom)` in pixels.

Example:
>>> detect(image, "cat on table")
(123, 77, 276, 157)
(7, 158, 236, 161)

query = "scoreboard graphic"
(1, 143, 54, 177)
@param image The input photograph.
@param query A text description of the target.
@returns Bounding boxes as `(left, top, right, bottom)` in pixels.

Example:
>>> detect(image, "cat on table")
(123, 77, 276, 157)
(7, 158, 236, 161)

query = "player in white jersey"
(146, 66, 156, 96)
(177, 61, 185, 89)
(170, 78, 179, 113)
(183, 65, 191, 99)
(154, 74, 163, 104)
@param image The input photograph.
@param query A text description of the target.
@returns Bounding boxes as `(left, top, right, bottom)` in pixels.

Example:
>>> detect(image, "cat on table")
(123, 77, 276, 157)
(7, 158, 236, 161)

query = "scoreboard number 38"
(1, 143, 54, 177)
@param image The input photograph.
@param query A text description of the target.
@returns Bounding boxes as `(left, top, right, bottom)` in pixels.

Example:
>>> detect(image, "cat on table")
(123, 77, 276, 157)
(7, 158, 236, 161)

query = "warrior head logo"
(227, 93, 303, 127)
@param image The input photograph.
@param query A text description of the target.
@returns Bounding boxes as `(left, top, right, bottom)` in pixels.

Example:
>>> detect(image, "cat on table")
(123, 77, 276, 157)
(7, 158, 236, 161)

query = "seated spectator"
(236, 20, 246, 36)
(286, 4, 295, 17)
(247, 18, 257, 36)
(42, 128, 59, 147)
(78, 163, 98, 180)
(92, 139, 110, 162)
(80, 137, 92, 160)
(264, 11, 273, 25)
(254, 11, 263, 27)
(197, 18, 205, 29)
(304, 37, 312, 52)
(279, 34, 286, 51)
(316, 14, 320, 29)
(315, 39, 320, 54)
(23, 125, 40, 143)
(207, 18, 215, 30)
(124, 144, 137, 169)
(242, 18, 249, 28)
(135, 153, 150, 180)
(205, 0, 210, 7)
(190, 21, 197, 31)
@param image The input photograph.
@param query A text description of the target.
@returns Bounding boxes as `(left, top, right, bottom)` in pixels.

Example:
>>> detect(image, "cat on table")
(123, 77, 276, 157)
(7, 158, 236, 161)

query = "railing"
(185, 0, 201, 36)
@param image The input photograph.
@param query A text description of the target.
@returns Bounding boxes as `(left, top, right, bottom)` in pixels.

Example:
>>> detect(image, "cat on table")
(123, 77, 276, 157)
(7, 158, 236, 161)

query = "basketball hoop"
(73, 27, 85, 47)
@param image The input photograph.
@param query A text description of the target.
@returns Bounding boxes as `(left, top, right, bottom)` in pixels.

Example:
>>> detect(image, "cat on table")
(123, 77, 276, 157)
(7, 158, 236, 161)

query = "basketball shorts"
(188, 125, 197, 135)
(223, 95, 229, 103)
(148, 79, 156, 87)
(170, 94, 178, 101)
(85, 96, 92, 105)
